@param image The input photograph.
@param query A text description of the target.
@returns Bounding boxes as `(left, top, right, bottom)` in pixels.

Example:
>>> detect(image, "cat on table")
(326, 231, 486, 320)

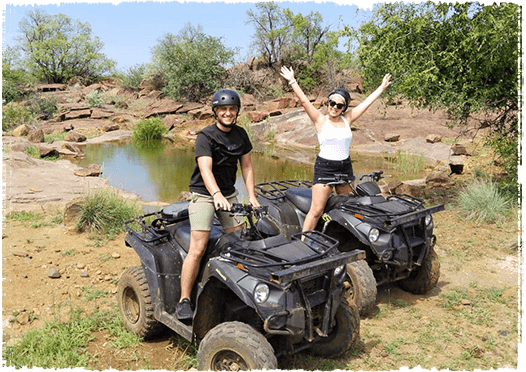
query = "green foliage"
(151, 23, 234, 101)
(75, 190, 142, 237)
(246, 2, 287, 66)
(122, 63, 147, 89)
(457, 178, 512, 225)
(16, 8, 116, 83)
(27, 94, 58, 120)
(2, 101, 33, 131)
(391, 149, 426, 175)
(356, 2, 519, 185)
(132, 117, 168, 143)
(4, 306, 140, 369)
(246, 2, 344, 92)
(85, 90, 104, 107)
(2, 46, 31, 104)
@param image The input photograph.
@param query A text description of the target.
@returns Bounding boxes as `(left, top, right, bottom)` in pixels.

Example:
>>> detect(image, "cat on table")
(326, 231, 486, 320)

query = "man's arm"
(240, 153, 260, 207)
(197, 156, 231, 210)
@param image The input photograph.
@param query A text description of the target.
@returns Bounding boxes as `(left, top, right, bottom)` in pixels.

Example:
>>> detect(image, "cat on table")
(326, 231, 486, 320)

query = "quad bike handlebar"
(360, 170, 390, 183)
(317, 173, 352, 186)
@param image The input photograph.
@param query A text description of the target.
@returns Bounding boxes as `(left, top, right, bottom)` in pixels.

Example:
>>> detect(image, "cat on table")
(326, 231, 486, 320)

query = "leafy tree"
(151, 23, 234, 101)
(246, 2, 345, 91)
(356, 2, 519, 192)
(2, 45, 30, 103)
(245, 2, 287, 67)
(16, 8, 116, 83)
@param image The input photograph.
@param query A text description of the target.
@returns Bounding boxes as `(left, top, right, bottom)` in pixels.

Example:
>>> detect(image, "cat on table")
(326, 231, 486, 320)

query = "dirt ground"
(2, 100, 522, 370)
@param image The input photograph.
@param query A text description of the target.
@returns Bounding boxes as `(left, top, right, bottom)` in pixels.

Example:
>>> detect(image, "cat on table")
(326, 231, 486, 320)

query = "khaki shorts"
(188, 191, 242, 231)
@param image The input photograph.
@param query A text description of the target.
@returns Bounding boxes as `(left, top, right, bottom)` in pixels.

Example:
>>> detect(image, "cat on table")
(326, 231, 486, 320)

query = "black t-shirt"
(189, 124, 253, 196)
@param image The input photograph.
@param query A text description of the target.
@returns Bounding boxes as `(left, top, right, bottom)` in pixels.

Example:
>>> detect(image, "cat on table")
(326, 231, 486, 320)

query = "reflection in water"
(78, 140, 412, 204)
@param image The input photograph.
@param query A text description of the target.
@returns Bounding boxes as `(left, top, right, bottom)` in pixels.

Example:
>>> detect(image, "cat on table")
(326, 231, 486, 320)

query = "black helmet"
(327, 88, 351, 112)
(212, 89, 241, 110)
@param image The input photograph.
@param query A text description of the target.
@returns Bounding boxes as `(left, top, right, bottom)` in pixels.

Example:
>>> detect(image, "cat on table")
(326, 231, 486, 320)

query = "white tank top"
(317, 115, 352, 161)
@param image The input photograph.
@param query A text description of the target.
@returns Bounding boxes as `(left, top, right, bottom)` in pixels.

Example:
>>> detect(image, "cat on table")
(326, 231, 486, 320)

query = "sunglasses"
(328, 100, 345, 110)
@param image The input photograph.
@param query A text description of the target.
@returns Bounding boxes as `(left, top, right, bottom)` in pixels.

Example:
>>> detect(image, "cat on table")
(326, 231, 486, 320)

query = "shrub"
(75, 190, 142, 237)
(2, 101, 33, 131)
(122, 63, 147, 89)
(85, 90, 104, 107)
(457, 179, 512, 225)
(132, 117, 168, 142)
(28, 94, 57, 120)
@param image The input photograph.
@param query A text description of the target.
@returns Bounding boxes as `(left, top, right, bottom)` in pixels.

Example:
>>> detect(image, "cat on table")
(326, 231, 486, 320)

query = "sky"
(2, 0, 378, 71)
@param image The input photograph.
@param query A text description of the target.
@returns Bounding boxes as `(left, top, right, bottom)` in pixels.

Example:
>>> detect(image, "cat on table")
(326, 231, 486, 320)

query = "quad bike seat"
(162, 201, 190, 221)
(284, 187, 351, 214)
(173, 222, 223, 254)
(285, 187, 312, 214)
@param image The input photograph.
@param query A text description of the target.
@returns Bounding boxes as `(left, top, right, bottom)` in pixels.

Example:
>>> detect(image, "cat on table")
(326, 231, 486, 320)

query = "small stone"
(21, 274, 28, 279)
(16, 312, 30, 325)
(13, 251, 29, 257)
(384, 133, 401, 142)
(48, 268, 61, 278)
(80, 272, 89, 278)
(111, 253, 120, 259)
(77, 263, 86, 270)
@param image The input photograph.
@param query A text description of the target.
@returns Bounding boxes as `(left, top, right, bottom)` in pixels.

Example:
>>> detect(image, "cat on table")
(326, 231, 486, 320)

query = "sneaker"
(176, 298, 194, 320)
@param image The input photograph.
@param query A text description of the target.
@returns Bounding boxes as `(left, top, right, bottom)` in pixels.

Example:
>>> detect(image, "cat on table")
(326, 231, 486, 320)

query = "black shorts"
(313, 156, 355, 185)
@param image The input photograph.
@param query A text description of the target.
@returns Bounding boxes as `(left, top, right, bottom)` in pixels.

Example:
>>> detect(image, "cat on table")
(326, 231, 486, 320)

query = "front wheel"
(310, 302, 360, 358)
(399, 247, 440, 294)
(197, 321, 277, 371)
(344, 260, 377, 316)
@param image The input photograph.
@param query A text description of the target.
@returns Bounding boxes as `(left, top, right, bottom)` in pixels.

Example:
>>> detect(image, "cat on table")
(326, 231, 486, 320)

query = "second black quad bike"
(255, 171, 445, 315)
(118, 202, 364, 370)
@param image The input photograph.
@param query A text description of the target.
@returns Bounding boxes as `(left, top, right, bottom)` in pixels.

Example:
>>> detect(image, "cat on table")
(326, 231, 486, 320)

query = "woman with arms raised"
(280, 66, 391, 233)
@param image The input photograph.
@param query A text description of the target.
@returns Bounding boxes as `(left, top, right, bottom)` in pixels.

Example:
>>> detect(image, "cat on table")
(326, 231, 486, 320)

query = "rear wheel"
(197, 321, 277, 371)
(310, 302, 360, 357)
(399, 247, 440, 294)
(117, 266, 163, 338)
(344, 260, 377, 316)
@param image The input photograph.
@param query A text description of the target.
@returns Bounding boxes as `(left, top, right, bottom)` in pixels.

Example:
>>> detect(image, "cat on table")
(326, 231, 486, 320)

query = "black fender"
(325, 209, 371, 246)
(197, 258, 258, 310)
(124, 233, 184, 313)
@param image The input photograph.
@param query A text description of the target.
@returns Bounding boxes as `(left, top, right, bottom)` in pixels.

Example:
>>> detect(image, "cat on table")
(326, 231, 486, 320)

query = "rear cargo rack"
(123, 210, 184, 243)
(256, 180, 312, 200)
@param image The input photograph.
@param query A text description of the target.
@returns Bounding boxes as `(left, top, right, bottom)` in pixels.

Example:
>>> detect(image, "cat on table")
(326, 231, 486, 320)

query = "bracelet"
(212, 190, 221, 197)
(288, 79, 297, 85)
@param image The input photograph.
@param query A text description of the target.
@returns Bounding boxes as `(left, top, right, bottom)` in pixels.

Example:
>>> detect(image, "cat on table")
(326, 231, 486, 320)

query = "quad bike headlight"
(334, 265, 345, 276)
(425, 215, 433, 226)
(254, 283, 270, 304)
(368, 228, 380, 243)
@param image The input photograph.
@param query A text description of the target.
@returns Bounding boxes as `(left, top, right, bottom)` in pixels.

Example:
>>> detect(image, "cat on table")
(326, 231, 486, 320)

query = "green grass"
(391, 149, 426, 174)
(3, 305, 140, 369)
(6, 211, 43, 222)
(457, 178, 513, 225)
(75, 189, 142, 237)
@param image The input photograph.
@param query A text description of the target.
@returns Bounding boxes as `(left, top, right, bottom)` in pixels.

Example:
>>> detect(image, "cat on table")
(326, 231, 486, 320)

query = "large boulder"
(27, 129, 45, 143)
(74, 164, 102, 177)
(64, 131, 87, 143)
(12, 124, 30, 137)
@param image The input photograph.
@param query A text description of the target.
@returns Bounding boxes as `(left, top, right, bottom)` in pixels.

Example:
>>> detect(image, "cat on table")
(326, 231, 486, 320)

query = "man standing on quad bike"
(280, 66, 392, 234)
(176, 89, 260, 320)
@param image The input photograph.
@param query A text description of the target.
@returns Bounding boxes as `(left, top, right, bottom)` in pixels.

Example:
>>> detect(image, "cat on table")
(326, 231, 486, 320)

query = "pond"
(76, 140, 412, 204)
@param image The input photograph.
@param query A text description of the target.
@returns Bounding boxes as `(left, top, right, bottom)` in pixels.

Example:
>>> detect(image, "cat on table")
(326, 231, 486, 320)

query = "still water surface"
(77, 141, 404, 204)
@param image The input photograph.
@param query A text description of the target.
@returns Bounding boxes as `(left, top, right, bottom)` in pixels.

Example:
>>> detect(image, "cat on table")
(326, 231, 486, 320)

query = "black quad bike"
(254, 171, 445, 315)
(118, 202, 364, 370)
